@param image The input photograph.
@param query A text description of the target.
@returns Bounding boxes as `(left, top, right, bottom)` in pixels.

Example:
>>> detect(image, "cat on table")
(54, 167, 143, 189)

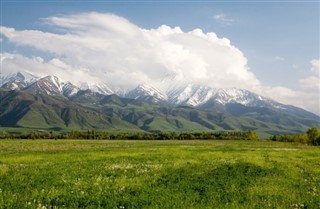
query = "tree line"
(0, 127, 319, 146)
(0, 130, 259, 141)
(268, 127, 320, 146)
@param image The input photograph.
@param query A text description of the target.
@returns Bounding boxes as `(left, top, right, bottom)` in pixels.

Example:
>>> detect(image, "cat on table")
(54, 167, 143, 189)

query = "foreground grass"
(0, 140, 319, 209)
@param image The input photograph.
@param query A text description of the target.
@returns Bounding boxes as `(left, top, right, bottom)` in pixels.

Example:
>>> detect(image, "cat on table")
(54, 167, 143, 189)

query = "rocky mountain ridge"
(1, 72, 301, 115)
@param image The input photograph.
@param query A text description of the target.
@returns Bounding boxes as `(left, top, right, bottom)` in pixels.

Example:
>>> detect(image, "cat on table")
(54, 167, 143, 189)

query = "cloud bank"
(1, 12, 259, 90)
(0, 12, 319, 114)
(300, 59, 320, 90)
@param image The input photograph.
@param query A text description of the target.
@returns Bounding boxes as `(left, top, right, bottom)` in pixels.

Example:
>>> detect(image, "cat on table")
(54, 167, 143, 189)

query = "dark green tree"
(307, 127, 320, 145)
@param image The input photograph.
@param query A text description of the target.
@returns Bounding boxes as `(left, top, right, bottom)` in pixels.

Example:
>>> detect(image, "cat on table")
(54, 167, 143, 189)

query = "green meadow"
(0, 140, 319, 208)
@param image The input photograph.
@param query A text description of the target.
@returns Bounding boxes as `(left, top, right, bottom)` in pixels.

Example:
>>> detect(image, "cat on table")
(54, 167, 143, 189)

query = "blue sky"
(1, 1, 319, 113)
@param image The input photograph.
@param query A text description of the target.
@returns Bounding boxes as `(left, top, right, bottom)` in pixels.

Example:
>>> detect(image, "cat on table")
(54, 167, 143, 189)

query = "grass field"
(0, 140, 319, 209)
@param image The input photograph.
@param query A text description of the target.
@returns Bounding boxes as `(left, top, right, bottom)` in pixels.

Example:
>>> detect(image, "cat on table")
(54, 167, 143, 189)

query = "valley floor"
(0, 140, 319, 208)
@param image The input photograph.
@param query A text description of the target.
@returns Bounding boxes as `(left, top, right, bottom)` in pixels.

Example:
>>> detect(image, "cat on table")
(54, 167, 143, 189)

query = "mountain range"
(0, 72, 319, 136)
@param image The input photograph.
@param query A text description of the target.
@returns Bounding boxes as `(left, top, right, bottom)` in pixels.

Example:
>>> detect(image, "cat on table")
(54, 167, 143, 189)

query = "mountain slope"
(1, 72, 319, 135)
(23, 75, 79, 97)
(0, 89, 137, 131)
(126, 84, 167, 104)
(1, 72, 38, 90)
(2, 72, 318, 121)
(0, 88, 319, 135)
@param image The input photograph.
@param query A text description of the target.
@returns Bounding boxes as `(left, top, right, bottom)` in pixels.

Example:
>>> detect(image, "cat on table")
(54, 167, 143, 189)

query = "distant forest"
(0, 128, 319, 146)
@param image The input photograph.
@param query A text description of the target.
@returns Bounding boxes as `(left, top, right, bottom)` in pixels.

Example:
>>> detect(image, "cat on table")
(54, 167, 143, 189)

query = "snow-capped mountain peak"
(212, 88, 274, 107)
(43, 75, 64, 92)
(1, 71, 38, 90)
(126, 84, 167, 103)
(1, 71, 289, 112)
(164, 84, 286, 110)
(62, 82, 80, 97)
(79, 82, 114, 95)
(213, 88, 256, 105)
(179, 85, 217, 106)
(24, 75, 80, 97)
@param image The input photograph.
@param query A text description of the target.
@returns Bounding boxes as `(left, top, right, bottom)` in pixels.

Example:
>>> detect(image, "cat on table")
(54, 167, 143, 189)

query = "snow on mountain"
(62, 82, 80, 97)
(79, 82, 114, 95)
(211, 88, 266, 106)
(165, 83, 288, 110)
(24, 75, 80, 97)
(1, 72, 38, 90)
(1, 72, 114, 97)
(167, 84, 216, 106)
(126, 84, 167, 103)
(125, 82, 273, 109)
(24, 75, 64, 96)
(0, 72, 289, 111)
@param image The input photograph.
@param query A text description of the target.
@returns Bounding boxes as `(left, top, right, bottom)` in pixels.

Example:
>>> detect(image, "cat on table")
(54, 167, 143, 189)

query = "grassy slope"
(0, 140, 319, 208)
(0, 90, 140, 132)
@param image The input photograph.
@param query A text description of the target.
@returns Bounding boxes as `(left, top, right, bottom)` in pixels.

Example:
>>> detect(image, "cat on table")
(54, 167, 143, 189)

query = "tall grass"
(0, 140, 319, 208)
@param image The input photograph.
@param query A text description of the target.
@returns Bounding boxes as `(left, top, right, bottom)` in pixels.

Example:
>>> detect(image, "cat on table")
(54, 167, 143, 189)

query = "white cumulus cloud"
(0, 12, 259, 91)
(0, 52, 99, 84)
(299, 59, 320, 90)
(310, 59, 320, 74)
(300, 76, 320, 89)
(294, 59, 320, 114)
